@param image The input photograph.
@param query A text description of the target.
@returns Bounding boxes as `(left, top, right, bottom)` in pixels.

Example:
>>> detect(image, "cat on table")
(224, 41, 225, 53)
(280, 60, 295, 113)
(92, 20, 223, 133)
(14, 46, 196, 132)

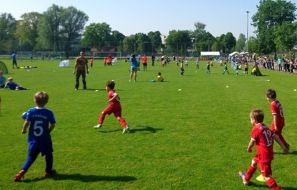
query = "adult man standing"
(74, 51, 88, 90)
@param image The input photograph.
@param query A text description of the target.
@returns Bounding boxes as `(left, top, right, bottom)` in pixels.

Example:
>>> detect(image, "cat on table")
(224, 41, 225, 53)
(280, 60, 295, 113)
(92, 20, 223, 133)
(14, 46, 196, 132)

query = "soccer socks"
(45, 153, 53, 173)
(98, 111, 107, 125)
(266, 178, 281, 189)
(117, 116, 127, 128)
(245, 165, 256, 181)
(278, 134, 288, 148)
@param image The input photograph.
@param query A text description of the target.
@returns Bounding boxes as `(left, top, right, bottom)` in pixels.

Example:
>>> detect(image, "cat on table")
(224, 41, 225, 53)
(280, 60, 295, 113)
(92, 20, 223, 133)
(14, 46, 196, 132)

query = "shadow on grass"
(249, 182, 297, 190)
(22, 173, 137, 183)
(99, 126, 163, 134)
(128, 126, 163, 134)
(274, 150, 297, 155)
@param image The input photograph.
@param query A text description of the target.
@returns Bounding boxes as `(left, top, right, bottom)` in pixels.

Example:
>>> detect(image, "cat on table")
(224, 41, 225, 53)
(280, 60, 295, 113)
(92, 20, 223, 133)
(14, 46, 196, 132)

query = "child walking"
(15, 91, 56, 182)
(94, 80, 129, 133)
(239, 109, 287, 190)
(266, 89, 290, 152)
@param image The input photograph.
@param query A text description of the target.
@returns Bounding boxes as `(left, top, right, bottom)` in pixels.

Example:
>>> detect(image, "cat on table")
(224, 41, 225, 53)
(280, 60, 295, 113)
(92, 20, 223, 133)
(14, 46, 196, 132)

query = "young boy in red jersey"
(266, 89, 290, 152)
(239, 109, 288, 189)
(94, 80, 129, 133)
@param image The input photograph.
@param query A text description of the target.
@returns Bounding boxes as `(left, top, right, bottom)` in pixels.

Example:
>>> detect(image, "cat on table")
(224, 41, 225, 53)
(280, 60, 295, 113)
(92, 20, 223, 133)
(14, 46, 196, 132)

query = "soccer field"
(0, 58, 296, 190)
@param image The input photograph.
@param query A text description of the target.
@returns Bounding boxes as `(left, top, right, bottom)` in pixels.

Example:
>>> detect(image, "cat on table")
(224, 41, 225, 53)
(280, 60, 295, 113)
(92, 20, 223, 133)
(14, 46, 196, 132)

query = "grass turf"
(0, 58, 296, 190)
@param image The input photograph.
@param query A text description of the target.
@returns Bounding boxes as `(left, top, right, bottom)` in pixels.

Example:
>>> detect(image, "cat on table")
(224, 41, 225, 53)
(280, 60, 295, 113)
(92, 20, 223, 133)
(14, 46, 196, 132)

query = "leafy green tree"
(235, 33, 246, 52)
(252, 0, 296, 54)
(111, 30, 125, 50)
(15, 12, 41, 50)
(165, 30, 192, 55)
(135, 33, 151, 53)
(122, 35, 136, 53)
(82, 22, 112, 50)
(148, 31, 162, 53)
(60, 6, 88, 57)
(274, 21, 297, 52)
(0, 13, 17, 52)
(37, 4, 63, 51)
(192, 22, 215, 52)
(247, 36, 259, 53)
(224, 32, 236, 53)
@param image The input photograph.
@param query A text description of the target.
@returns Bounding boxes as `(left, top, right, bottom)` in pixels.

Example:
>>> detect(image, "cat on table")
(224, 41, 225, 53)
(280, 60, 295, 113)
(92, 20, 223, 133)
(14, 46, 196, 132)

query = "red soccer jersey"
(108, 90, 120, 105)
(270, 100, 285, 129)
(251, 123, 274, 163)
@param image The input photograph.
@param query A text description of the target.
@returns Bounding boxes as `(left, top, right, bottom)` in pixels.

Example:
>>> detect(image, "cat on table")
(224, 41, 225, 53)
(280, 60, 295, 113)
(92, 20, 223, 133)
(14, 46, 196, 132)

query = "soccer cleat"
(93, 124, 102, 129)
(14, 170, 26, 182)
(45, 169, 56, 177)
(122, 126, 129, 134)
(286, 144, 290, 151)
(238, 171, 249, 185)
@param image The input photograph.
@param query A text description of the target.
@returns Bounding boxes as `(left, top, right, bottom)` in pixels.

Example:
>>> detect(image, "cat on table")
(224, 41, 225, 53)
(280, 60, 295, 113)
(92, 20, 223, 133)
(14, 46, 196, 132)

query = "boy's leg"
(15, 144, 39, 181)
(45, 152, 53, 173)
(22, 144, 40, 171)
(245, 158, 258, 182)
(114, 110, 127, 128)
(275, 128, 288, 147)
(260, 162, 281, 189)
(98, 106, 113, 125)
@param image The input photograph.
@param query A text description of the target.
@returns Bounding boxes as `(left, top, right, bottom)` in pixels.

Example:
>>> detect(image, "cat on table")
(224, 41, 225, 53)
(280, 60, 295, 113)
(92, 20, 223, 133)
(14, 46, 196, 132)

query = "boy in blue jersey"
(15, 91, 56, 182)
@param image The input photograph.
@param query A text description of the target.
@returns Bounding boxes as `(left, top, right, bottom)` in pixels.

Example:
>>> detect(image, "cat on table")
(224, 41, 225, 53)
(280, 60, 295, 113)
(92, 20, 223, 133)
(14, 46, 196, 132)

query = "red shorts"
(103, 104, 122, 117)
(253, 157, 272, 177)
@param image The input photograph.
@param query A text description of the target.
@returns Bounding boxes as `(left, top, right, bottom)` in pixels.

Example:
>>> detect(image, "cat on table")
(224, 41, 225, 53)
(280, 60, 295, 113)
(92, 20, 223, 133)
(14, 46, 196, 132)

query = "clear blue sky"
(1, 0, 295, 38)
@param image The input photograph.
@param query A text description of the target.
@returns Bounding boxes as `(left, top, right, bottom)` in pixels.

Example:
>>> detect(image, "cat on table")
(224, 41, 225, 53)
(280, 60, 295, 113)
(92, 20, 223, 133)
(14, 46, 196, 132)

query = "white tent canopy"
(229, 51, 239, 57)
(200, 51, 220, 56)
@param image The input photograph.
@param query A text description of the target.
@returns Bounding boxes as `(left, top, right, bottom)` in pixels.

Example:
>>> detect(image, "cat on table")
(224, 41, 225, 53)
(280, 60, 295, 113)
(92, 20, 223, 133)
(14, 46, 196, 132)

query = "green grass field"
(0, 58, 297, 190)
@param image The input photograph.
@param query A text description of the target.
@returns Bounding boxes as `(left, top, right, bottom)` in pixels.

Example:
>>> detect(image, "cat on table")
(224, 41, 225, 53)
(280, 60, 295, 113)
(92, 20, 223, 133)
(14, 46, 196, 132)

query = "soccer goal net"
(0, 61, 8, 74)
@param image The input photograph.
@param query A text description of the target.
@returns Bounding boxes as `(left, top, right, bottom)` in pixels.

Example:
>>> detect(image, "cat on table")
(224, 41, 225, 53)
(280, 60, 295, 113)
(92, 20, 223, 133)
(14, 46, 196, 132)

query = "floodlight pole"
(246, 11, 249, 53)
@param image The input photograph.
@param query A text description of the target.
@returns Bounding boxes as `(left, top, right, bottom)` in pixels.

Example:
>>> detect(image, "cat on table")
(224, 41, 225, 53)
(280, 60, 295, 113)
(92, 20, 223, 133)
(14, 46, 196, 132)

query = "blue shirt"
(11, 53, 16, 61)
(5, 81, 18, 90)
(25, 107, 56, 145)
(0, 76, 6, 86)
(131, 58, 138, 69)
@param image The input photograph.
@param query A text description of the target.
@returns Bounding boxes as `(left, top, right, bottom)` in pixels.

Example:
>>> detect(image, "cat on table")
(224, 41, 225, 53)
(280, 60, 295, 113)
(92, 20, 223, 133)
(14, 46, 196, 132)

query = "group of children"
(239, 89, 290, 190)
(7, 55, 291, 189)
(0, 71, 27, 90)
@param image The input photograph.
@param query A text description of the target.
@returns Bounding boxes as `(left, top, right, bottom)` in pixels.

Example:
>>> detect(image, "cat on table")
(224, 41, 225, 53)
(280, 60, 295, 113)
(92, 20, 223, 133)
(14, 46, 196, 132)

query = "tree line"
(0, 0, 296, 56)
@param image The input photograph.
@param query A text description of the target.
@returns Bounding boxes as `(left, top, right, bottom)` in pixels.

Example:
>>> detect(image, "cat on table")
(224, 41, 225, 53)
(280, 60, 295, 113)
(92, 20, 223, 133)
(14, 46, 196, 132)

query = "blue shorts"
(28, 141, 53, 156)
(131, 67, 138, 72)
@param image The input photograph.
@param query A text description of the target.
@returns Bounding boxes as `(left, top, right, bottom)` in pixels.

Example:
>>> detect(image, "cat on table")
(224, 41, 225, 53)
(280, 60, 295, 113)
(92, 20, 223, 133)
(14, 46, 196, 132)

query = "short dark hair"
(266, 89, 276, 99)
(106, 80, 115, 89)
(34, 91, 49, 107)
(250, 109, 264, 123)
(158, 72, 162, 75)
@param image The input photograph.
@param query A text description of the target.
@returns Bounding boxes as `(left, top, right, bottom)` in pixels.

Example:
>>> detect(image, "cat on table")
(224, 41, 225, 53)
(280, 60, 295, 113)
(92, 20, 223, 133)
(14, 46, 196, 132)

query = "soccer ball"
(21, 112, 27, 120)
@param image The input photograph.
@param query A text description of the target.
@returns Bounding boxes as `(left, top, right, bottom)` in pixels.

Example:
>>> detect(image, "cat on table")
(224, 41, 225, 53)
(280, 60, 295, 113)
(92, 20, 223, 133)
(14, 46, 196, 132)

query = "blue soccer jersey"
(25, 107, 56, 153)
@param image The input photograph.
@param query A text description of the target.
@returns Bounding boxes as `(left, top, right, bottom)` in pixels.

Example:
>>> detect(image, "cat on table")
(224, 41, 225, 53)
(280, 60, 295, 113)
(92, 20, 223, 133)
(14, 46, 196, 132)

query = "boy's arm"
(108, 94, 119, 102)
(49, 123, 55, 133)
(247, 139, 255, 153)
(272, 114, 278, 132)
(22, 121, 30, 134)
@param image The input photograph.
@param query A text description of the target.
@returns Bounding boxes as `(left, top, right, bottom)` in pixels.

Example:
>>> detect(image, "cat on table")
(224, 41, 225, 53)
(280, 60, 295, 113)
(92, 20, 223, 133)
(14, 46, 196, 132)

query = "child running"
(94, 80, 129, 133)
(14, 91, 56, 182)
(266, 89, 290, 152)
(222, 62, 229, 74)
(239, 109, 287, 189)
